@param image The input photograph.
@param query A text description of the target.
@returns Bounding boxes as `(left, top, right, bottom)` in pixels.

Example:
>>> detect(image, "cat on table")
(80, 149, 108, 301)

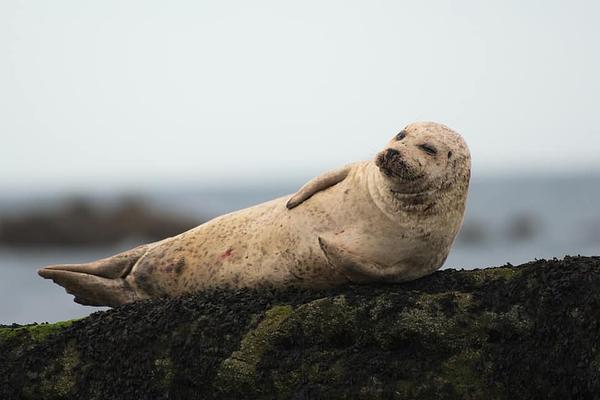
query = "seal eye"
(395, 130, 407, 141)
(418, 144, 437, 156)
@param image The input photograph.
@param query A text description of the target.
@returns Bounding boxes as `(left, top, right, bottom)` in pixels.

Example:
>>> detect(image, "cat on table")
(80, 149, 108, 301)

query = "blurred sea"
(1, 174, 599, 324)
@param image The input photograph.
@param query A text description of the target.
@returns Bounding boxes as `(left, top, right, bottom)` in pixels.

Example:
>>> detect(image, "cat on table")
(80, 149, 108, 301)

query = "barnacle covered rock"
(2, 256, 599, 399)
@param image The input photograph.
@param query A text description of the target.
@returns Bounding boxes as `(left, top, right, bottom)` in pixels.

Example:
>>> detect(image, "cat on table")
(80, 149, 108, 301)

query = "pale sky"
(1, 1, 599, 192)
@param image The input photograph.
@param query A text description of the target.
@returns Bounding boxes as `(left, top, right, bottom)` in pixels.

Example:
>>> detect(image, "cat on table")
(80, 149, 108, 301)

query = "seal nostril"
(386, 149, 400, 157)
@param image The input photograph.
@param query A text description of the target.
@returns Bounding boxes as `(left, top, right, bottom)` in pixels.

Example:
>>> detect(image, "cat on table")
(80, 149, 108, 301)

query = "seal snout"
(376, 148, 405, 177)
(385, 148, 400, 158)
(376, 146, 425, 182)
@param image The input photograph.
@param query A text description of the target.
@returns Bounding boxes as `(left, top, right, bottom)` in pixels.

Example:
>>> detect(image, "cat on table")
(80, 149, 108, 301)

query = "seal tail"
(37, 245, 148, 307)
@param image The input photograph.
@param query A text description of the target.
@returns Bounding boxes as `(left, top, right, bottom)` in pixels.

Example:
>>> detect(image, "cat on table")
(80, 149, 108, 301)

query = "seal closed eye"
(38, 121, 471, 307)
(418, 143, 438, 156)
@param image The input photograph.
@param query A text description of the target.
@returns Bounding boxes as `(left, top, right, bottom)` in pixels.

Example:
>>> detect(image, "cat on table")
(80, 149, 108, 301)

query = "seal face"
(38, 121, 471, 307)
(376, 122, 470, 195)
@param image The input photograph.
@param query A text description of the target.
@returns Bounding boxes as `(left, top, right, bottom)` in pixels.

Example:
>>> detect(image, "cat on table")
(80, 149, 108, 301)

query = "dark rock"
(2, 256, 600, 399)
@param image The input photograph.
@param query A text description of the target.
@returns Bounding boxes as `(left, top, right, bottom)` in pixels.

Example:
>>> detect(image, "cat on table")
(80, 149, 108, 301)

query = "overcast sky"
(1, 1, 599, 192)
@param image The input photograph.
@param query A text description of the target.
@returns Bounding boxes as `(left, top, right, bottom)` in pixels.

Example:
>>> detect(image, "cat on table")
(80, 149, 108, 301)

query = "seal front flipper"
(286, 164, 353, 209)
(318, 236, 403, 283)
(37, 245, 149, 307)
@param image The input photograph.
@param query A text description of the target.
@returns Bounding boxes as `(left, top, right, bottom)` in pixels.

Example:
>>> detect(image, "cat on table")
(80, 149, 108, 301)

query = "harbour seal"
(38, 121, 471, 307)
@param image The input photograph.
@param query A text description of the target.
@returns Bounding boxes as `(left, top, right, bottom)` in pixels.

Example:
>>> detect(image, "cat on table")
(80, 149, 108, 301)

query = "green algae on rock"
(2, 256, 600, 400)
(0, 320, 77, 351)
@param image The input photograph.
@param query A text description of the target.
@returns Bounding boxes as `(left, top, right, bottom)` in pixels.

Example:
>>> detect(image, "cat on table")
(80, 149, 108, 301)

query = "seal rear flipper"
(37, 245, 150, 307)
(286, 164, 353, 209)
(38, 244, 149, 279)
(37, 269, 138, 307)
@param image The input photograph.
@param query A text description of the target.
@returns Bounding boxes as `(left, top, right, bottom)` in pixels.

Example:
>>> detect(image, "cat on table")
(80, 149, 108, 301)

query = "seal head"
(375, 122, 470, 196)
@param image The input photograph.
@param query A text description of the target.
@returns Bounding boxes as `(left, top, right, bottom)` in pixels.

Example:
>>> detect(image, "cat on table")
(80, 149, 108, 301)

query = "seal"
(38, 122, 471, 307)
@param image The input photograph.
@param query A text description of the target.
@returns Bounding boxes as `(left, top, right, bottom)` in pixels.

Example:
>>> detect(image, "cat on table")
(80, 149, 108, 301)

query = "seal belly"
(128, 196, 314, 296)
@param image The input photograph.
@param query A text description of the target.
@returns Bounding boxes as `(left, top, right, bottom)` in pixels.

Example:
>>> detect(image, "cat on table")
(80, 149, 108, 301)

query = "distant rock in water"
(2, 256, 600, 399)
(456, 218, 489, 245)
(0, 197, 202, 247)
(506, 213, 541, 241)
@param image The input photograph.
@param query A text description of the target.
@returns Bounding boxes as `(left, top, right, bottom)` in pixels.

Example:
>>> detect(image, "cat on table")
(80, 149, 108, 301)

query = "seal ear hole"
(447, 151, 453, 159)
(395, 130, 407, 141)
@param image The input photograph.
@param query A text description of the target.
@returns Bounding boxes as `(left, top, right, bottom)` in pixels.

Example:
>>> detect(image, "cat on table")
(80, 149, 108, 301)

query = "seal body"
(39, 122, 471, 307)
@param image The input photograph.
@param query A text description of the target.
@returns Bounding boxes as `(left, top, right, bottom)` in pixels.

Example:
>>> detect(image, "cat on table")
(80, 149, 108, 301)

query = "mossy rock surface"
(2, 256, 600, 399)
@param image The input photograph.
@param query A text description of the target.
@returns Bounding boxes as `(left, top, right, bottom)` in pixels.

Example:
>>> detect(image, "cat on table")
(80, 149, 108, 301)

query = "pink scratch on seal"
(219, 248, 234, 260)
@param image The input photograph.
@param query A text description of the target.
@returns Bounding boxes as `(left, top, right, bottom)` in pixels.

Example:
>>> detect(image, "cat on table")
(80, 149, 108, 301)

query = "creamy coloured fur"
(38, 122, 471, 307)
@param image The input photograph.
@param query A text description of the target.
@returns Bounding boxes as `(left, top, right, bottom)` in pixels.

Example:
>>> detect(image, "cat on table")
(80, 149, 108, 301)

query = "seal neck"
(366, 163, 444, 217)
